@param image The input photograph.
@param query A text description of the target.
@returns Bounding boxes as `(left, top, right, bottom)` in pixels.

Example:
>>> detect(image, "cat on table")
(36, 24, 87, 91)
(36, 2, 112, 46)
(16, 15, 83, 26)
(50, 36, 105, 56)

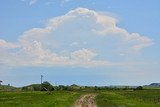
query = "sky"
(0, 0, 160, 87)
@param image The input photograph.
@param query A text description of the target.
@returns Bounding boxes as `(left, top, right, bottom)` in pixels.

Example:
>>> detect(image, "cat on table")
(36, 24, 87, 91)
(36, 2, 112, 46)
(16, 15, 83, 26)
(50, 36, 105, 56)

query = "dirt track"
(73, 94, 97, 107)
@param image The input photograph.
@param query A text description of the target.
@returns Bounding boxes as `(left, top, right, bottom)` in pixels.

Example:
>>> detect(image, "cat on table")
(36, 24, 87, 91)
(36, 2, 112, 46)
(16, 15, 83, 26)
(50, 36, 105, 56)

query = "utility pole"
(41, 75, 43, 84)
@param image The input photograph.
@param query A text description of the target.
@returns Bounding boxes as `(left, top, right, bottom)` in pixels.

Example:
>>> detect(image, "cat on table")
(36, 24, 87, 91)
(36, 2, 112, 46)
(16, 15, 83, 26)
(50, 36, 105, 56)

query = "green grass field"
(0, 91, 82, 107)
(96, 89, 160, 107)
(0, 89, 160, 107)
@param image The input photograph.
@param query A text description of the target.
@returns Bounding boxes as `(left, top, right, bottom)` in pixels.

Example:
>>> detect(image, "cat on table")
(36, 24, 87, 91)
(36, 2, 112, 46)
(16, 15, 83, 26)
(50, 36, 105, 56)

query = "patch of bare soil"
(73, 94, 97, 107)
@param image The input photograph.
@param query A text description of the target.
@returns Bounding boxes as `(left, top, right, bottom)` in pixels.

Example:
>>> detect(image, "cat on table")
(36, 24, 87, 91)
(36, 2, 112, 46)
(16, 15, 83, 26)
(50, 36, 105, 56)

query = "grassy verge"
(96, 89, 160, 107)
(0, 91, 82, 107)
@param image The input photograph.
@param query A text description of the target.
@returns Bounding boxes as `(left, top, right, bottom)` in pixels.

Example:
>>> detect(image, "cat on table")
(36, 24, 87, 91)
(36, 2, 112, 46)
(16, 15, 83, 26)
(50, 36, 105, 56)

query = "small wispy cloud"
(29, 0, 38, 6)
(63, 0, 73, 3)
(60, 0, 74, 6)
(21, 0, 38, 6)
(22, 0, 74, 6)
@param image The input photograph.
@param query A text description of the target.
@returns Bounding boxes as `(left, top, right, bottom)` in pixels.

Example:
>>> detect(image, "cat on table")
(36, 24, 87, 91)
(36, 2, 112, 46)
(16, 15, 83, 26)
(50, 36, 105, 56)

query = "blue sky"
(0, 0, 160, 87)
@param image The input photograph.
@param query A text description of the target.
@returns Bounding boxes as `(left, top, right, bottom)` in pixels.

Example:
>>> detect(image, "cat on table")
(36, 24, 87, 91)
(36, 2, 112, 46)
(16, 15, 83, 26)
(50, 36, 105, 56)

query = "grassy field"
(0, 89, 160, 107)
(96, 89, 160, 107)
(0, 91, 82, 107)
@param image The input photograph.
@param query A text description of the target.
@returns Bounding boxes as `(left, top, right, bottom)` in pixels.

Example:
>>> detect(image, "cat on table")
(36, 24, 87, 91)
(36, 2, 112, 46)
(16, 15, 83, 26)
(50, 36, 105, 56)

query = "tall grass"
(96, 89, 160, 107)
(0, 91, 81, 107)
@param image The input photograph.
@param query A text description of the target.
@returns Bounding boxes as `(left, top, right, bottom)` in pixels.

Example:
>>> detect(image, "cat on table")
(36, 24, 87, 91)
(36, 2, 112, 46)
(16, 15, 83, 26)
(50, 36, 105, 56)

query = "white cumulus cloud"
(0, 8, 153, 67)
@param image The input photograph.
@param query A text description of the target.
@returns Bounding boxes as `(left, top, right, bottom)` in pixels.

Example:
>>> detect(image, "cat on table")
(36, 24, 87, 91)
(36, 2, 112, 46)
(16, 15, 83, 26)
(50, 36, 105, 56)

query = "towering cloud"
(0, 8, 153, 67)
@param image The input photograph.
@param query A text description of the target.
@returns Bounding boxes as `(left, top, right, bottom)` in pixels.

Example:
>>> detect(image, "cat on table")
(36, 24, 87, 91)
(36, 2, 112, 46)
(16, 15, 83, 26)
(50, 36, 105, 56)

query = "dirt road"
(73, 94, 97, 107)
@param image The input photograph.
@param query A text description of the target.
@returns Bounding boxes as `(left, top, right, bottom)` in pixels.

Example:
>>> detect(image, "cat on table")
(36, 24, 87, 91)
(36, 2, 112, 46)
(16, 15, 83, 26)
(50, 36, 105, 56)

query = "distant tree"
(58, 85, 69, 90)
(71, 84, 78, 87)
(41, 81, 54, 91)
(58, 85, 65, 90)
(104, 86, 109, 90)
(134, 86, 143, 91)
(123, 86, 129, 90)
(0, 80, 2, 85)
(22, 86, 28, 91)
(135, 86, 143, 90)
(94, 86, 98, 90)
(94, 86, 101, 90)
(32, 84, 41, 91)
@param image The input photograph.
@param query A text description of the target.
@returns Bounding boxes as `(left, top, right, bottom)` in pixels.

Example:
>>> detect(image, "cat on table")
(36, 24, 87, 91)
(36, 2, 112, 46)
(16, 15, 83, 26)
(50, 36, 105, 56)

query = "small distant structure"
(41, 75, 43, 84)
(0, 80, 2, 85)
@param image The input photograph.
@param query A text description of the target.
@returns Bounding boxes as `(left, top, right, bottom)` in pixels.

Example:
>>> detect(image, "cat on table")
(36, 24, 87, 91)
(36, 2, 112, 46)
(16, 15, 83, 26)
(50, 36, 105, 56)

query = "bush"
(134, 86, 143, 90)
(41, 81, 54, 91)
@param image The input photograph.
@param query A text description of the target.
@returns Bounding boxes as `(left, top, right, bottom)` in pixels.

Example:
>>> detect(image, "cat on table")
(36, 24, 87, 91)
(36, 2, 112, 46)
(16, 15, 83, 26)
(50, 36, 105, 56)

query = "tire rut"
(73, 94, 97, 107)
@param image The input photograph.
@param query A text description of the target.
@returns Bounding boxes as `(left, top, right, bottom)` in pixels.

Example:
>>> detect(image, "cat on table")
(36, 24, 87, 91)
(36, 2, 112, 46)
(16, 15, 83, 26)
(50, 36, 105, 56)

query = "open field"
(0, 89, 160, 107)
(0, 91, 82, 107)
(96, 89, 160, 107)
